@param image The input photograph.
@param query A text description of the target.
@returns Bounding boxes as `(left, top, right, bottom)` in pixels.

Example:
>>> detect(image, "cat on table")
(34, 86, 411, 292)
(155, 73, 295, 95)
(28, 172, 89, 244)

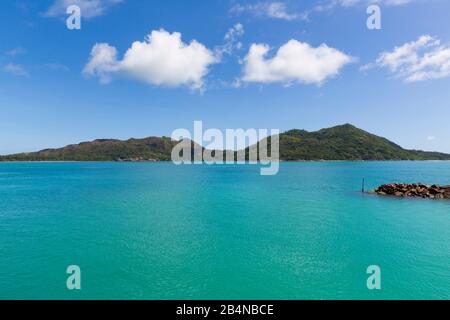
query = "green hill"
(1, 124, 449, 161)
(0, 137, 177, 162)
(276, 124, 450, 160)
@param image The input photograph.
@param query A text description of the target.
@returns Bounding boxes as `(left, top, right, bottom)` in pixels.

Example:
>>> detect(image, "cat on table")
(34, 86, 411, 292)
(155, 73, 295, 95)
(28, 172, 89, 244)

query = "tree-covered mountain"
(276, 124, 450, 160)
(1, 124, 449, 161)
(0, 137, 177, 162)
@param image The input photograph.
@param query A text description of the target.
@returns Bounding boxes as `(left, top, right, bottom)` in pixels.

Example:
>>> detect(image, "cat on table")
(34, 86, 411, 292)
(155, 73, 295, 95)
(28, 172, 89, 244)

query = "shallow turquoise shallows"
(0, 162, 449, 300)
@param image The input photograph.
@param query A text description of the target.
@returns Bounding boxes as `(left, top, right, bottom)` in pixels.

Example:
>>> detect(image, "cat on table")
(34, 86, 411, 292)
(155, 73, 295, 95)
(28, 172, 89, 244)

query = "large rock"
(372, 183, 450, 200)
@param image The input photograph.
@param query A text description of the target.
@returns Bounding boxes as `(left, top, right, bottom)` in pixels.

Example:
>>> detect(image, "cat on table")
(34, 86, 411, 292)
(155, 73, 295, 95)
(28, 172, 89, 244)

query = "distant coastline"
(1, 124, 450, 162)
(2, 159, 450, 163)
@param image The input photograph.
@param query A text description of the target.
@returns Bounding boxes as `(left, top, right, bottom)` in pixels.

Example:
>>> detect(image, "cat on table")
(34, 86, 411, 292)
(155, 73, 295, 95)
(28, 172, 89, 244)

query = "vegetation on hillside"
(276, 124, 450, 160)
(1, 124, 449, 161)
(0, 137, 177, 162)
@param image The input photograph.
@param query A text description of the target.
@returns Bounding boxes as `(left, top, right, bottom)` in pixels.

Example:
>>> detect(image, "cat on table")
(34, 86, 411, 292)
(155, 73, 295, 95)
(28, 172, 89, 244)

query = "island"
(1, 124, 450, 162)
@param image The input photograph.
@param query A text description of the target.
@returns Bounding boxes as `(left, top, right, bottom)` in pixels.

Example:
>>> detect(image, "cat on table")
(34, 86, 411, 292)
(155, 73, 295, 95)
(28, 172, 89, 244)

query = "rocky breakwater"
(372, 183, 450, 200)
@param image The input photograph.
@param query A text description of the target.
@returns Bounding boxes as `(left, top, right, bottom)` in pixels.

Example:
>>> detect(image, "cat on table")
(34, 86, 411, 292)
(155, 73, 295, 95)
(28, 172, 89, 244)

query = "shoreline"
(1, 160, 450, 164)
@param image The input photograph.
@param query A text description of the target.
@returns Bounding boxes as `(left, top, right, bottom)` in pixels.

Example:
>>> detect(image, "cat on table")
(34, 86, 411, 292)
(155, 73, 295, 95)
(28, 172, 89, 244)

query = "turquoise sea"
(0, 162, 449, 300)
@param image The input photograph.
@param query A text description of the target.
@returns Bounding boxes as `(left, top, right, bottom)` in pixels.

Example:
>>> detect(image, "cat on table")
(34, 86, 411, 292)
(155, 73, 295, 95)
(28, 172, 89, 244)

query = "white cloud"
(230, 2, 308, 21)
(339, 0, 413, 7)
(378, 0, 412, 6)
(44, 0, 122, 19)
(427, 136, 436, 141)
(83, 29, 218, 90)
(231, 78, 243, 88)
(265, 2, 302, 20)
(340, 0, 360, 6)
(242, 40, 353, 85)
(42, 63, 70, 72)
(215, 23, 245, 58)
(3, 63, 29, 77)
(315, 0, 413, 11)
(369, 35, 450, 82)
(231, 0, 413, 23)
(5, 47, 27, 57)
(83, 43, 120, 84)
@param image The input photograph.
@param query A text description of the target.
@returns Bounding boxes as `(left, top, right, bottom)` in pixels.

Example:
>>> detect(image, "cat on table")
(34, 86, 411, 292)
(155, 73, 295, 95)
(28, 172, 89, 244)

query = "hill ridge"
(1, 125, 449, 161)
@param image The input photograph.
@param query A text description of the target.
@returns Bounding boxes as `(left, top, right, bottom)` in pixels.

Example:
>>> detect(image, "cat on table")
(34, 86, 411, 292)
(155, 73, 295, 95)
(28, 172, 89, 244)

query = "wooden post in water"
(362, 178, 365, 193)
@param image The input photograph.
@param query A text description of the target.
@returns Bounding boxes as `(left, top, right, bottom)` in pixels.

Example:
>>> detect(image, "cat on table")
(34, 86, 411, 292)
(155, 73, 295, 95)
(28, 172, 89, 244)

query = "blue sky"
(1, 0, 450, 154)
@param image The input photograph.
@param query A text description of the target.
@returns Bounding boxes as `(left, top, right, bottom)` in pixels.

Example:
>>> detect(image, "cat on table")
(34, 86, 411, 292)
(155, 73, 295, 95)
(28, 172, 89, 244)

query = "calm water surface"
(0, 162, 449, 299)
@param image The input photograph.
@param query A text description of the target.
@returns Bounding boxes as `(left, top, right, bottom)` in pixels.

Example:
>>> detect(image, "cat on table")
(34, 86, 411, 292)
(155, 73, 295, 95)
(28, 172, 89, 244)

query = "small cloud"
(231, 78, 243, 88)
(83, 43, 121, 84)
(5, 47, 27, 57)
(231, 1, 415, 23)
(42, 63, 70, 72)
(215, 23, 245, 58)
(380, 0, 413, 6)
(365, 35, 450, 82)
(312, 0, 415, 16)
(230, 2, 308, 21)
(317, 0, 414, 10)
(3, 63, 29, 77)
(44, 0, 123, 19)
(427, 136, 436, 141)
(265, 2, 305, 20)
(359, 63, 375, 72)
(242, 39, 353, 86)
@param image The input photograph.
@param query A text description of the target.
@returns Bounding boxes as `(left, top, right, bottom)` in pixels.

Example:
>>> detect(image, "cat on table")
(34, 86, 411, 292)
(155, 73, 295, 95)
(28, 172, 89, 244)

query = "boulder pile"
(372, 183, 450, 199)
